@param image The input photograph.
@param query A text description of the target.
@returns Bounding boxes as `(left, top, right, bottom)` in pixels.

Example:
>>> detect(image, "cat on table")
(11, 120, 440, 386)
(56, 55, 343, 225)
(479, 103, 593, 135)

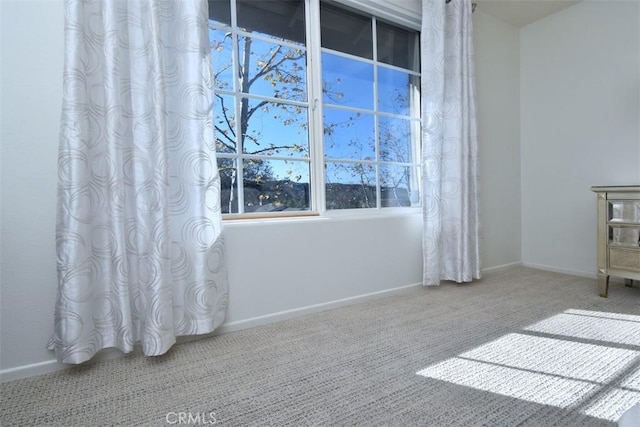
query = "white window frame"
(212, 0, 422, 220)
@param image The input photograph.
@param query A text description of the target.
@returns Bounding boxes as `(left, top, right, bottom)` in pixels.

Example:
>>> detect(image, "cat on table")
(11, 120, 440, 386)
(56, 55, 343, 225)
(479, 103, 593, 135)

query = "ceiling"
(475, 0, 581, 27)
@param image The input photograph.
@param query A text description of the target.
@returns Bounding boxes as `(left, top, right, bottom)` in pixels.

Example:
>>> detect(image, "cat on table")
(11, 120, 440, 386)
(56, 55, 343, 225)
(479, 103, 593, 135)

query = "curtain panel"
(49, 0, 228, 364)
(421, 0, 481, 286)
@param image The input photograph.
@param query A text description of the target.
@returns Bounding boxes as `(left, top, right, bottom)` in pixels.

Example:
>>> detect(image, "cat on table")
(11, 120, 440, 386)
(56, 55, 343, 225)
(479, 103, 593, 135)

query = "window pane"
(238, 36, 307, 102)
(211, 28, 233, 91)
(323, 108, 374, 160)
(378, 117, 411, 163)
(380, 165, 415, 207)
(322, 52, 373, 109)
(241, 99, 309, 157)
(211, 1, 421, 215)
(218, 157, 238, 214)
(377, 21, 418, 71)
(214, 94, 237, 153)
(378, 67, 413, 116)
(208, 0, 231, 27)
(237, 0, 305, 44)
(320, 3, 372, 59)
(325, 162, 377, 209)
(243, 159, 310, 212)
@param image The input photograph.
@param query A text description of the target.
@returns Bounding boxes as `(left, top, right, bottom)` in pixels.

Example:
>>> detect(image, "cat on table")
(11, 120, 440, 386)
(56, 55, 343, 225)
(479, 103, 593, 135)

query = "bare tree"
(211, 30, 307, 212)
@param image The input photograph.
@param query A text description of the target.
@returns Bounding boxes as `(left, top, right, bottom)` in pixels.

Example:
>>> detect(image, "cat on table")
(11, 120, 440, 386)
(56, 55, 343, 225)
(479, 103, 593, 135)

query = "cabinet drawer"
(609, 248, 640, 272)
(608, 200, 640, 223)
(609, 226, 640, 247)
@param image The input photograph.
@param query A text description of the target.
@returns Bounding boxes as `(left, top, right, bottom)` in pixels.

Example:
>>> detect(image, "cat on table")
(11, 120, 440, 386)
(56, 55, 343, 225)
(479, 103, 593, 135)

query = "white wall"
(473, 10, 522, 270)
(1, 0, 65, 375)
(223, 214, 422, 325)
(0, 0, 522, 380)
(520, 0, 640, 277)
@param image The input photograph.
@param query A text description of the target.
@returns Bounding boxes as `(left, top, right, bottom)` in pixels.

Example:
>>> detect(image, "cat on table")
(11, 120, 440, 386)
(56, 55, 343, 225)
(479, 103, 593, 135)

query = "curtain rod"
(445, 0, 478, 12)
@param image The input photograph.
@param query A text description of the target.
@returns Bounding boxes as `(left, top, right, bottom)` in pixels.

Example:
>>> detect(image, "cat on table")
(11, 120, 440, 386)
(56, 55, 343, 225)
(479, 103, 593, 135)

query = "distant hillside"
(220, 180, 411, 213)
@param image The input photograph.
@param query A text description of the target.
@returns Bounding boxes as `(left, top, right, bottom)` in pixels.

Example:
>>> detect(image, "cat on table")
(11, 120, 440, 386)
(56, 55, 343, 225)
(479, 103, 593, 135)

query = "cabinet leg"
(598, 274, 609, 298)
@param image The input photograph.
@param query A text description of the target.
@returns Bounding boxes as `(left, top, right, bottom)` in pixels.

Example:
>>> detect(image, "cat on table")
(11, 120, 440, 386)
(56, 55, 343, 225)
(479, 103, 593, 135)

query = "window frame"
(210, 0, 422, 220)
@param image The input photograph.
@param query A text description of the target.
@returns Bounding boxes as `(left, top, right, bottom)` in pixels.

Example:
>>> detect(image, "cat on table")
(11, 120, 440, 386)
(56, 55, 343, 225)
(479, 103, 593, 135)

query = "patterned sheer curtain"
(421, 0, 481, 286)
(48, 0, 228, 364)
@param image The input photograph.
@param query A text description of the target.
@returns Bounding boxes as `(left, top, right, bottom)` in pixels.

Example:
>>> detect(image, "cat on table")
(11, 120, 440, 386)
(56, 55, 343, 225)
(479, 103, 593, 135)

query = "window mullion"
(230, 0, 245, 213)
(410, 74, 422, 207)
(307, 0, 326, 213)
(235, 100, 245, 215)
(372, 15, 381, 209)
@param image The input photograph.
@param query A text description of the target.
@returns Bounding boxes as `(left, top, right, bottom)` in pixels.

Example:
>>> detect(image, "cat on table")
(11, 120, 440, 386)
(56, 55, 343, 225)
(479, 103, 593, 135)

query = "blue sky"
(210, 26, 417, 190)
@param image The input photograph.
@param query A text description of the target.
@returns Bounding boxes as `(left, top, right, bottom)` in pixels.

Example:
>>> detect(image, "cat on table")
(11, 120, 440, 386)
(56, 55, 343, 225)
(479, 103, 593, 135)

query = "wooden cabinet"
(591, 186, 640, 297)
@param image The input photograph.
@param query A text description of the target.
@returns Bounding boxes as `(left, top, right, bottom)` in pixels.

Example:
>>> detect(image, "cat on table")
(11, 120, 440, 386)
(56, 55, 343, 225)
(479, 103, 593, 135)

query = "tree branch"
(214, 126, 236, 151)
(248, 145, 300, 155)
(245, 100, 270, 124)
(216, 94, 237, 140)
(248, 49, 305, 88)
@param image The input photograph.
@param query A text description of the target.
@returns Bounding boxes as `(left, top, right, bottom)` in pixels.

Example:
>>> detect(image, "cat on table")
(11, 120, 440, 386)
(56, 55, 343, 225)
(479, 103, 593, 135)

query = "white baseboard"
(522, 263, 637, 285)
(0, 346, 134, 384)
(1, 281, 423, 383)
(217, 281, 423, 335)
(521, 262, 597, 279)
(482, 261, 522, 274)
(0, 359, 61, 383)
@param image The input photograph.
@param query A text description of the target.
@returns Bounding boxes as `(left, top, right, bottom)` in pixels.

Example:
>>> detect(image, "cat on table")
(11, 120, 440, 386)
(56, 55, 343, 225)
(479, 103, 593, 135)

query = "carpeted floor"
(1, 267, 639, 426)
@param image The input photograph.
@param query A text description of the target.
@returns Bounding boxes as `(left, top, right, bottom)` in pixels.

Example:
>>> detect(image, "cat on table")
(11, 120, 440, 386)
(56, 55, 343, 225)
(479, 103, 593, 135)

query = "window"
(209, 0, 420, 216)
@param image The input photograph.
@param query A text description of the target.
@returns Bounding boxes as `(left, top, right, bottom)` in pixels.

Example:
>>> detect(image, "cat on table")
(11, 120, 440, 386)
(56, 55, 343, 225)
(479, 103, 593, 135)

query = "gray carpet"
(1, 267, 639, 426)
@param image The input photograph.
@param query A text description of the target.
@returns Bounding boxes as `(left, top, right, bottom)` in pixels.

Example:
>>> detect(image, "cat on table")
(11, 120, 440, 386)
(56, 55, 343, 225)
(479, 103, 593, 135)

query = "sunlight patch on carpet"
(524, 310, 640, 346)
(582, 362, 640, 421)
(417, 310, 640, 422)
(582, 385, 640, 421)
(459, 333, 637, 383)
(416, 356, 598, 407)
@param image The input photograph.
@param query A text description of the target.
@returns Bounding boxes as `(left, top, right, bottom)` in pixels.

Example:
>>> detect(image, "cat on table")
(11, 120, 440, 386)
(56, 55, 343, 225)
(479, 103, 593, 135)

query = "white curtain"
(49, 0, 228, 364)
(421, 0, 481, 286)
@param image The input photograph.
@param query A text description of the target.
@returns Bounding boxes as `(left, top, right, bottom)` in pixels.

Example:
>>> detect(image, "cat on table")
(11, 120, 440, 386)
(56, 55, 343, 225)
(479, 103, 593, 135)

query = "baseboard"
(521, 262, 597, 279)
(217, 281, 423, 335)
(481, 261, 522, 274)
(1, 281, 423, 383)
(0, 359, 61, 383)
(0, 346, 135, 384)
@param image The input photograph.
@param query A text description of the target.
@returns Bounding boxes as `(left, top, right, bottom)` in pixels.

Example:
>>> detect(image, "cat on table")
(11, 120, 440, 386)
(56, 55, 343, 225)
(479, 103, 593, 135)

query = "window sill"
(222, 207, 421, 226)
